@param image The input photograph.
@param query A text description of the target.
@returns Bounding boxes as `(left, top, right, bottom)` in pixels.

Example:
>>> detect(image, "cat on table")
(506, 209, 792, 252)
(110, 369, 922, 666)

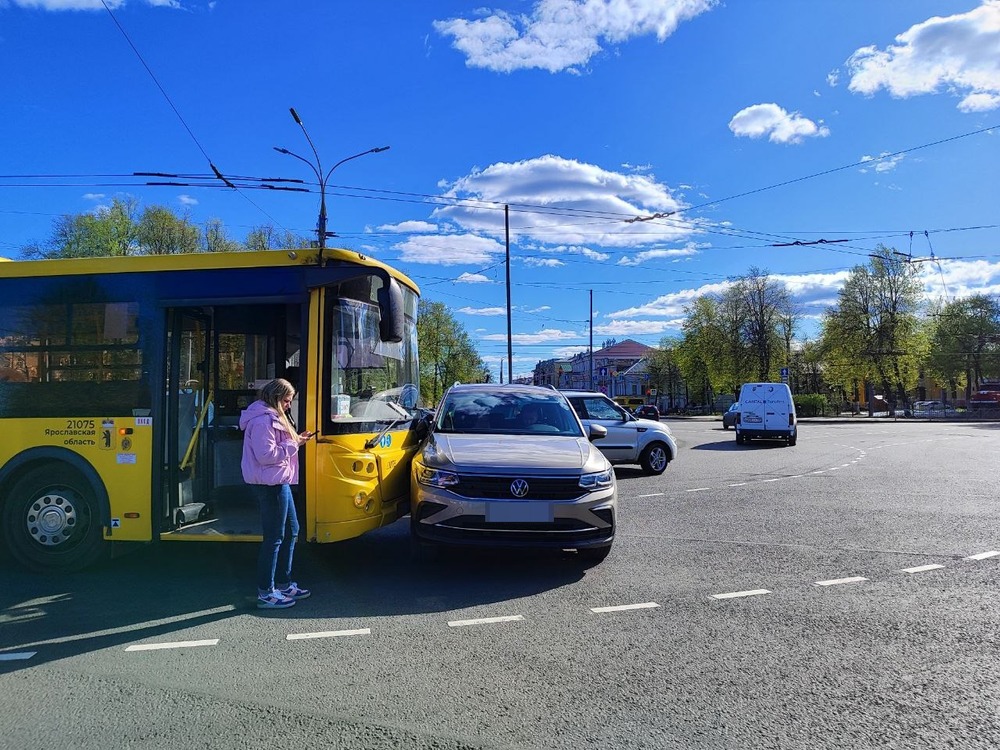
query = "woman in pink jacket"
(240, 378, 314, 609)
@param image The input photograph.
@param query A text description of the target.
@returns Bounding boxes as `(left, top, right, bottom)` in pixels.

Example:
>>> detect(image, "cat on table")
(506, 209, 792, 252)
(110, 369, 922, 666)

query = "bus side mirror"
(377, 277, 405, 343)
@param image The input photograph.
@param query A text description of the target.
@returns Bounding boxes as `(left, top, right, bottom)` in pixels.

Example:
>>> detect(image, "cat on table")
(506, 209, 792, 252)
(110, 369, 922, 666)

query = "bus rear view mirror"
(377, 277, 404, 343)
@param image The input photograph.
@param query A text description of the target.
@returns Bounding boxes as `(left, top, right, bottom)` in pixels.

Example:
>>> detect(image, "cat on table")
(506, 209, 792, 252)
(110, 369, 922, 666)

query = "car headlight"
(415, 463, 459, 488)
(579, 468, 614, 491)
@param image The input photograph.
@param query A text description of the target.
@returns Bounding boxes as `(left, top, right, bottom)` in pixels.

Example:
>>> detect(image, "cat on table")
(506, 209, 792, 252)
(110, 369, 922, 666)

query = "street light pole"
(274, 107, 389, 262)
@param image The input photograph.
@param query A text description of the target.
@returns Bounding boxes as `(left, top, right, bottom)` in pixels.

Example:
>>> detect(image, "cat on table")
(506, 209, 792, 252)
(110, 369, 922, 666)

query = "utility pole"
(589, 290, 594, 391)
(505, 204, 513, 385)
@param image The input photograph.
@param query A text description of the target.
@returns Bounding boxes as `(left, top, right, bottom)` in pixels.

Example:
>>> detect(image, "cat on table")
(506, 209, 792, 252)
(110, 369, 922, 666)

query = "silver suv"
(563, 390, 677, 475)
(410, 384, 617, 563)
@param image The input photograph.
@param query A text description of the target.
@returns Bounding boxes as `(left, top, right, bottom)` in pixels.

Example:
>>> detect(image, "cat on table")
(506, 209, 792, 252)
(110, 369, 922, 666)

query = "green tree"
(820, 245, 925, 412)
(926, 294, 1000, 399)
(136, 206, 201, 255)
(726, 266, 795, 382)
(646, 337, 683, 411)
(23, 197, 140, 259)
(417, 300, 488, 405)
(245, 225, 312, 251)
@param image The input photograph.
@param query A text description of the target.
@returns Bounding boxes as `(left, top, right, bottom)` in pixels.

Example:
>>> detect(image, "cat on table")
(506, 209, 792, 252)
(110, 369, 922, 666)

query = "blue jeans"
(252, 484, 299, 593)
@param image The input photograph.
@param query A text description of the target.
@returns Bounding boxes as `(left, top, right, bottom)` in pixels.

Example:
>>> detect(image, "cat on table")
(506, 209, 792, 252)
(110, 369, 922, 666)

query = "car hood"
(423, 433, 606, 474)
(635, 417, 672, 434)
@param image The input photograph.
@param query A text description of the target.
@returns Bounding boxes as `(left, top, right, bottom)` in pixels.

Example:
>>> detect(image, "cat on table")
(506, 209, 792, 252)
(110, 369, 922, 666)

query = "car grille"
(450, 475, 585, 501)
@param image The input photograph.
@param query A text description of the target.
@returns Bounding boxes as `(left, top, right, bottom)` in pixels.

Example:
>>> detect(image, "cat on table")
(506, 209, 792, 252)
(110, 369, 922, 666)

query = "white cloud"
(541, 244, 610, 262)
(395, 233, 505, 266)
(847, 1, 1000, 112)
(827, 70, 840, 87)
(434, 154, 690, 249)
(481, 329, 579, 344)
(523, 257, 564, 267)
(177, 194, 198, 206)
(859, 152, 905, 173)
(553, 345, 590, 358)
(11, 0, 180, 8)
(433, 0, 717, 74)
(918, 258, 1000, 299)
(457, 306, 507, 316)
(593, 319, 683, 335)
(729, 103, 831, 144)
(608, 282, 730, 318)
(959, 92, 1000, 112)
(81, 193, 105, 201)
(375, 220, 438, 234)
(527, 305, 551, 313)
(455, 272, 492, 283)
(617, 245, 700, 266)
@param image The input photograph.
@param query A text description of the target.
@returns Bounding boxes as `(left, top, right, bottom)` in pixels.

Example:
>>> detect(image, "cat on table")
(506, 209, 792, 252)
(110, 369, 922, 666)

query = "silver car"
(410, 384, 616, 563)
(563, 390, 677, 475)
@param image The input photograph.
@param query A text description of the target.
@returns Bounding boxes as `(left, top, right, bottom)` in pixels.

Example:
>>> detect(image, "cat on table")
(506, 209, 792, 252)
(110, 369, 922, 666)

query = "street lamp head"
(273, 146, 291, 155)
(289, 107, 302, 125)
(372, 146, 390, 153)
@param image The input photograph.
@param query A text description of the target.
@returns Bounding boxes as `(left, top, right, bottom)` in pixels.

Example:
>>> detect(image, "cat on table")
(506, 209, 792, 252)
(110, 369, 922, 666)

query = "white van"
(735, 382, 797, 446)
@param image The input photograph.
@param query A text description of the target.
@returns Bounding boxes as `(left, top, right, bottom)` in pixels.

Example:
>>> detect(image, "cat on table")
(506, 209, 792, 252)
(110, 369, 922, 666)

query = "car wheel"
(639, 442, 669, 475)
(788, 433, 797, 446)
(576, 545, 611, 564)
(723, 423, 730, 430)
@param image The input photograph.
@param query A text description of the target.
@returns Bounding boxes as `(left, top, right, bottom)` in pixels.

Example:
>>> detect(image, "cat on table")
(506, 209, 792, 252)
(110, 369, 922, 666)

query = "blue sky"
(3, 0, 999, 380)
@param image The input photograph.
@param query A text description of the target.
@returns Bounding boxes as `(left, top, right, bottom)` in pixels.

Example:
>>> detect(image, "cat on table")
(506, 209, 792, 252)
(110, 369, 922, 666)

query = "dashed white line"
(686, 487, 712, 493)
(900, 564, 945, 574)
(591, 602, 660, 613)
(636, 492, 664, 498)
(763, 478, 782, 483)
(287, 628, 371, 641)
(710, 590, 771, 600)
(728, 482, 747, 487)
(965, 550, 1000, 561)
(448, 615, 524, 628)
(125, 639, 219, 652)
(0, 652, 36, 661)
(814, 576, 868, 587)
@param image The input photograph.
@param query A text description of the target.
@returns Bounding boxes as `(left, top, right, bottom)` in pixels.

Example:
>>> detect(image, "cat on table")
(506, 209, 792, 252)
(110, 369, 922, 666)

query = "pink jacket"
(240, 400, 299, 486)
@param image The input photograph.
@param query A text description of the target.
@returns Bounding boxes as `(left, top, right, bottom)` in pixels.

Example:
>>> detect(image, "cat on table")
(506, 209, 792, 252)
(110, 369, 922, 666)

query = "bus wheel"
(2, 465, 106, 571)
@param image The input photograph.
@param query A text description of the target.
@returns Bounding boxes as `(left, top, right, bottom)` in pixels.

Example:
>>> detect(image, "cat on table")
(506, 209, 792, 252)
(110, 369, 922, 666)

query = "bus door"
(163, 302, 295, 541)
(164, 308, 215, 532)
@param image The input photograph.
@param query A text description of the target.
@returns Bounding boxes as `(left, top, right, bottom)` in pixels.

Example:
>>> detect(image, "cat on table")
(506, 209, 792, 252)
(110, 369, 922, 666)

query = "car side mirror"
(589, 423, 608, 442)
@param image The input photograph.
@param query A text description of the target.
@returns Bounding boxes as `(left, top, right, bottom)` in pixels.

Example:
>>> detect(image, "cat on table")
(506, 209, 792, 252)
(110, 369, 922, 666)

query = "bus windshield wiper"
(364, 402, 413, 449)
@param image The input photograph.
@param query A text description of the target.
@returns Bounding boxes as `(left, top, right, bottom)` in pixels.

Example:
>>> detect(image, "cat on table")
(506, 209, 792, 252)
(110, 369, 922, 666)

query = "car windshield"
(436, 391, 584, 437)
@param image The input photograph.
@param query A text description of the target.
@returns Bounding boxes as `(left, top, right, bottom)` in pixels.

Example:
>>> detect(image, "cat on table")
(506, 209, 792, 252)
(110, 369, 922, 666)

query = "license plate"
(744, 414, 763, 423)
(486, 502, 553, 523)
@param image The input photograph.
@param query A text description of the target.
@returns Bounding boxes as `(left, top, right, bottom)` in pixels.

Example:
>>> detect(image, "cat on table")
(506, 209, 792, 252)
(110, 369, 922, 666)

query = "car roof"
(560, 390, 608, 397)
(445, 383, 565, 398)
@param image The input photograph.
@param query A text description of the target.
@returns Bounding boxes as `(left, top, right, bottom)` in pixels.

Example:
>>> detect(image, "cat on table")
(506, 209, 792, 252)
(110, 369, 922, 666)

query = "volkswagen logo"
(510, 479, 530, 498)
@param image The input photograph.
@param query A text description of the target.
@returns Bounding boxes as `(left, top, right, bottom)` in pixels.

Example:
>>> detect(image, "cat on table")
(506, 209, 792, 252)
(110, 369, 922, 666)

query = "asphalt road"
(3, 420, 1000, 749)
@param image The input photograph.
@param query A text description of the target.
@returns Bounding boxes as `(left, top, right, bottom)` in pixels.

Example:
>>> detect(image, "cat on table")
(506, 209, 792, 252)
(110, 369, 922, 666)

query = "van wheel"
(3, 465, 106, 570)
(788, 434, 797, 446)
(639, 443, 669, 475)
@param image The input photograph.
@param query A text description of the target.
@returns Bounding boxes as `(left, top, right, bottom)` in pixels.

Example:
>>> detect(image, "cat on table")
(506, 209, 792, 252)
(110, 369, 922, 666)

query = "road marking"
(900, 564, 945, 573)
(728, 482, 747, 487)
(814, 576, 868, 587)
(828, 466, 840, 471)
(125, 639, 219, 652)
(811, 470, 826, 474)
(287, 628, 371, 641)
(841, 464, 851, 467)
(710, 589, 771, 600)
(0, 651, 36, 661)
(7, 605, 237, 650)
(763, 478, 782, 483)
(686, 487, 711, 492)
(636, 492, 664, 498)
(591, 602, 660, 613)
(965, 550, 1000, 561)
(448, 615, 524, 628)
(789, 475, 802, 479)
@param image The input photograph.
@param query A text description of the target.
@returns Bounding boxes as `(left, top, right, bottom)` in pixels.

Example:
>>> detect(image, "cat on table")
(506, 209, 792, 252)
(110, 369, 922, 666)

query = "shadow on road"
(2, 520, 588, 672)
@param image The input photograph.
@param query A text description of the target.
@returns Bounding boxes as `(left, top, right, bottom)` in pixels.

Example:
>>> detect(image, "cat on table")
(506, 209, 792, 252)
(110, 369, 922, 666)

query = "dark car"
(634, 404, 660, 420)
(722, 402, 739, 430)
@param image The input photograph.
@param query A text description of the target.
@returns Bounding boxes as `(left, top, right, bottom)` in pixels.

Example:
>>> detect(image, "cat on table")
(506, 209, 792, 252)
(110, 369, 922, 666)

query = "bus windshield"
(327, 278, 420, 433)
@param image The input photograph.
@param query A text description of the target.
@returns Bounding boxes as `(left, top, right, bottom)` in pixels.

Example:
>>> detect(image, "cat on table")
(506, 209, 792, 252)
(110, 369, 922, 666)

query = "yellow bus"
(0, 248, 422, 570)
